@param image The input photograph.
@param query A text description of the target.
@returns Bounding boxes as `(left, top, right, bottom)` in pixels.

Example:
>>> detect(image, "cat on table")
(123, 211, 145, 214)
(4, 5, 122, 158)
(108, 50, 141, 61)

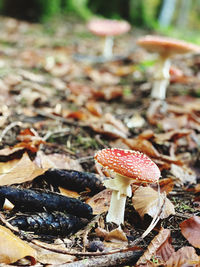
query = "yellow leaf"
(0, 152, 45, 186)
(0, 225, 36, 264)
(132, 187, 175, 219)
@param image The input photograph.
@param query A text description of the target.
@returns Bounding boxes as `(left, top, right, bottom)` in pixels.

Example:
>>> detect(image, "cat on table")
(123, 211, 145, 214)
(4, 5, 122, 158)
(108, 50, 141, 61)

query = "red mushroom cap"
(87, 18, 131, 37)
(95, 148, 160, 183)
(137, 35, 200, 56)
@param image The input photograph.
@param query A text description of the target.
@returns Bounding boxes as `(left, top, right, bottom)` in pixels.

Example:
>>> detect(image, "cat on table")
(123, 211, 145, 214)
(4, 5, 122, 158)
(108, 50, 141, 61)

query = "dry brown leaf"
(35, 151, 83, 171)
(154, 129, 192, 143)
(30, 243, 75, 265)
(0, 146, 25, 159)
(165, 246, 200, 267)
(86, 189, 112, 215)
(59, 187, 80, 199)
(0, 225, 36, 264)
(86, 68, 120, 85)
(136, 228, 174, 265)
(125, 113, 145, 128)
(180, 216, 200, 248)
(95, 227, 128, 242)
(159, 115, 188, 131)
(132, 187, 175, 219)
(170, 163, 196, 184)
(153, 178, 174, 194)
(124, 138, 160, 158)
(90, 113, 129, 138)
(0, 152, 45, 186)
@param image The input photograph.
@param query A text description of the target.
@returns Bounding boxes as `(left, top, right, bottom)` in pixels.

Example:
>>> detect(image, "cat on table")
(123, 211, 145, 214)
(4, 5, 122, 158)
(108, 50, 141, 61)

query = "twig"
(0, 121, 22, 143)
(55, 250, 143, 267)
(32, 238, 142, 257)
(36, 110, 87, 128)
(0, 212, 19, 233)
(141, 184, 166, 239)
(43, 128, 71, 141)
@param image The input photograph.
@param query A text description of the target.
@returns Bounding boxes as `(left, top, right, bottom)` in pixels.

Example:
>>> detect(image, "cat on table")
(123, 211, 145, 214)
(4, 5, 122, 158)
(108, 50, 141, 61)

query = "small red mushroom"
(87, 18, 131, 60)
(137, 35, 200, 100)
(94, 148, 160, 225)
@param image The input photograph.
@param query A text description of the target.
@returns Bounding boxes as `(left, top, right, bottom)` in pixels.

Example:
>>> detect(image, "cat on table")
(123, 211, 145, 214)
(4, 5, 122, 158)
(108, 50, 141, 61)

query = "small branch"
(55, 250, 143, 267)
(0, 121, 22, 143)
(36, 110, 87, 128)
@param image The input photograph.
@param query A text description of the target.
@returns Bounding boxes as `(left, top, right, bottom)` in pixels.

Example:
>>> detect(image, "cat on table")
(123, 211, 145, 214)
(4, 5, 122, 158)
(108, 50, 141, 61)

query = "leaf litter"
(0, 16, 199, 266)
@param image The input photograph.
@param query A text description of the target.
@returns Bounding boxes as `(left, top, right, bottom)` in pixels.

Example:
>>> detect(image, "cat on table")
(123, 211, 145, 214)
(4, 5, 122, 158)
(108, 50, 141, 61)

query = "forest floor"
(0, 16, 200, 266)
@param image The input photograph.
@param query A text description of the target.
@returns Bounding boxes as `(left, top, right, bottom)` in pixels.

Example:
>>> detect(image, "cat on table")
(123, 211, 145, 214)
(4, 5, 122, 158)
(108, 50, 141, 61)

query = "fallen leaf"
(59, 187, 80, 199)
(180, 216, 200, 248)
(125, 113, 145, 128)
(132, 187, 175, 219)
(0, 225, 36, 264)
(152, 178, 174, 194)
(95, 227, 128, 242)
(0, 152, 45, 186)
(35, 151, 83, 171)
(0, 146, 25, 160)
(124, 137, 160, 158)
(31, 242, 75, 265)
(86, 189, 112, 215)
(136, 228, 174, 265)
(159, 114, 188, 131)
(165, 246, 200, 267)
(154, 129, 192, 143)
(86, 68, 120, 85)
(90, 113, 129, 138)
(170, 163, 196, 184)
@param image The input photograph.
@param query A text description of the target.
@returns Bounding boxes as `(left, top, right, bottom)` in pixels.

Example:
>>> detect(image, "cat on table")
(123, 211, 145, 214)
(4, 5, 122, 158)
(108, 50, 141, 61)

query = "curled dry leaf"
(86, 188, 112, 215)
(158, 114, 188, 131)
(90, 113, 129, 138)
(124, 137, 160, 158)
(0, 225, 36, 264)
(136, 228, 174, 265)
(180, 216, 200, 249)
(170, 163, 196, 184)
(35, 151, 83, 171)
(95, 227, 128, 242)
(30, 243, 75, 265)
(59, 187, 80, 199)
(132, 187, 175, 219)
(165, 246, 200, 267)
(152, 178, 174, 194)
(0, 152, 45, 186)
(154, 129, 192, 143)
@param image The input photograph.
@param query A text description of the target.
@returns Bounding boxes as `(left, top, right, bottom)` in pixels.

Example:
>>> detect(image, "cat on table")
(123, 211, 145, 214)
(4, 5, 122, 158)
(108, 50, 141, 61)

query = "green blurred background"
(0, 0, 200, 42)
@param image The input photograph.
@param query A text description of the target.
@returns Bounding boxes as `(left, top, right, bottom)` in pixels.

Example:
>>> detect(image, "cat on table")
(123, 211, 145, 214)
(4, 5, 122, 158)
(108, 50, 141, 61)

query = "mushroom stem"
(151, 56, 171, 100)
(103, 36, 114, 59)
(106, 190, 126, 225)
(104, 174, 132, 225)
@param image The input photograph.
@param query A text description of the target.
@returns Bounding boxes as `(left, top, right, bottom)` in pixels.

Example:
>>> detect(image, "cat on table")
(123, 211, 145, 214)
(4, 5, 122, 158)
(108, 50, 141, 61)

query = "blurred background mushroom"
(87, 18, 131, 60)
(137, 35, 200, 101)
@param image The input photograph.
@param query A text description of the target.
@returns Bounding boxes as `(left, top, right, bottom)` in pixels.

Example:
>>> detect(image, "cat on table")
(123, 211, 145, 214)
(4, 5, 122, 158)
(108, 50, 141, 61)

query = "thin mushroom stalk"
(103, 36, 114, 59)
(104, 174, 132, 225)
(151, 56, 171, 100)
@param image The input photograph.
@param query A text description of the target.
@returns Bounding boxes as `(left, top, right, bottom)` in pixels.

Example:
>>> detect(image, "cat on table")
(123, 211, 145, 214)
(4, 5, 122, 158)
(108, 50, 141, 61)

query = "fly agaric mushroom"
(87, 18, 131, 60)
(94, 148, 160, 225)
(137, 35, 200, 100)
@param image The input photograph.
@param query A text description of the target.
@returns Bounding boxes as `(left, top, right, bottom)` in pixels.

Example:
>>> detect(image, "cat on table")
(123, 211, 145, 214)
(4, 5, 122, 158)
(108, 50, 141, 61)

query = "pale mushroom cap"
(137, 35, 200, 56)
(87, 19, 131, 37)
(95, 148, 160, 183)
